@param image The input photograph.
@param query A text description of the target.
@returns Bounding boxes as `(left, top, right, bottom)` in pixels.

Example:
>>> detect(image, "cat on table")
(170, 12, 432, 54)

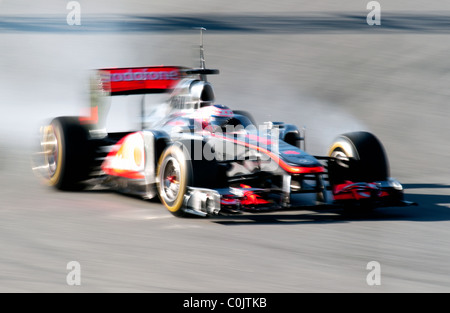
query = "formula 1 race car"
(33, 31, 414, 217)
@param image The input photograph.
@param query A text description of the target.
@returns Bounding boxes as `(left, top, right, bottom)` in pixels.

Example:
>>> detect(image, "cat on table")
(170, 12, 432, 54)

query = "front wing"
(179, 178, 415, 217)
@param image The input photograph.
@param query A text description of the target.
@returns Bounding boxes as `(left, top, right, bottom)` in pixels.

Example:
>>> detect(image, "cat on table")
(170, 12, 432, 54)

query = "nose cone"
(280, 147, 321, 168)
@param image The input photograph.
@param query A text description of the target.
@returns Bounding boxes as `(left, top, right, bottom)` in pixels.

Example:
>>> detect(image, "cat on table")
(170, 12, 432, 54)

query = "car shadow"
(77, 183, 450, 225)
(212, 184, 450, 225)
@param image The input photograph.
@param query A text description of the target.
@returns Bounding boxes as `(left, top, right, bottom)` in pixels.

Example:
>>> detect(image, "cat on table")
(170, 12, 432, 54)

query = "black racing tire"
(42, 116, 92, 190)
(156, 144, 192, 217)
(327, 131, 389, 186)
(156, 141, 228, 217)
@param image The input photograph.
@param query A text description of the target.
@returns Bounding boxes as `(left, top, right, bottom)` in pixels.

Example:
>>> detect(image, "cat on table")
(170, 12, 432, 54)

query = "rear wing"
(81, 29, 220, 128)
(98, 66, 186, 96)
(81, 66, 186, 127)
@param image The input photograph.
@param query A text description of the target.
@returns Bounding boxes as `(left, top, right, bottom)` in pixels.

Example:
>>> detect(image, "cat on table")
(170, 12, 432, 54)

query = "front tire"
(156, 144, 192, 217)
(328, 131, 389, 185)
(327, 131, 390, 212)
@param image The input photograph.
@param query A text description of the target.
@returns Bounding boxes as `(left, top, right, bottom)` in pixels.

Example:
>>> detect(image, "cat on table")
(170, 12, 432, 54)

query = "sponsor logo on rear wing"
(81, 66, 186, 125)
(98, 66, 186, 95)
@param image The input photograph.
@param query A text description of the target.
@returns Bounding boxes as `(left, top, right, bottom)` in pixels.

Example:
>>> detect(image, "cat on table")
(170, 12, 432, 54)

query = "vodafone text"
(109, 69, 179, 82)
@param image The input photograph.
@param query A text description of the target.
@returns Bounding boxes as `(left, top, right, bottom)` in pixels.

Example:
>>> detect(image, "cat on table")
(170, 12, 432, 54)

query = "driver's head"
(198, 104, 234, 130)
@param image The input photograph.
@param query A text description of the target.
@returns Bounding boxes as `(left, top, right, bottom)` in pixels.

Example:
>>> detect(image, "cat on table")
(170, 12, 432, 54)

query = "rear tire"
(42, 116, 92, 190)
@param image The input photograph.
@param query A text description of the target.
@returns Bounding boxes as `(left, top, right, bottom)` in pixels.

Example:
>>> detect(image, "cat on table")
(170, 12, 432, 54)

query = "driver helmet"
(198, 104, 234, 130)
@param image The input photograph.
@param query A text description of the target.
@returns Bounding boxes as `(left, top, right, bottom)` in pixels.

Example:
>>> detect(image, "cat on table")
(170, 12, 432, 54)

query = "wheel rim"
(330, 149, 349, 168)
(160, 156, 181, 203)
(42, 126, 59, 178)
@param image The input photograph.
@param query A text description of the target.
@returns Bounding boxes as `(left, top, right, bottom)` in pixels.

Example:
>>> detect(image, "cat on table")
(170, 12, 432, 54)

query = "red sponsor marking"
(102, 168, 145, 179)
(332, 181, 390, 201)
(283, 150, 301, 155)
(101, 133, 145, 180)
(100, 66, 182, 94)
(79, 106, 98, 125)
(239, 184, 271, 206)
(166, 120, 187, 126)
(246, 134, 272, 146)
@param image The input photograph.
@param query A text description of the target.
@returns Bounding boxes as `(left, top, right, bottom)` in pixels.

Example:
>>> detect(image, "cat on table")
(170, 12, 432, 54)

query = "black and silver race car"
(33, 31, 414, 217)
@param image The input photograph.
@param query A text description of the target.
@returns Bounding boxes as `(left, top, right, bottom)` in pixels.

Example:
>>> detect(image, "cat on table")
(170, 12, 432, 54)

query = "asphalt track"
(1, 1, 450, 292)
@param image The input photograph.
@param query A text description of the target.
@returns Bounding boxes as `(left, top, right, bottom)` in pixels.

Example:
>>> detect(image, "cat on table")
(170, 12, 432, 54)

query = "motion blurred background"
(1, 0, 450, 292)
